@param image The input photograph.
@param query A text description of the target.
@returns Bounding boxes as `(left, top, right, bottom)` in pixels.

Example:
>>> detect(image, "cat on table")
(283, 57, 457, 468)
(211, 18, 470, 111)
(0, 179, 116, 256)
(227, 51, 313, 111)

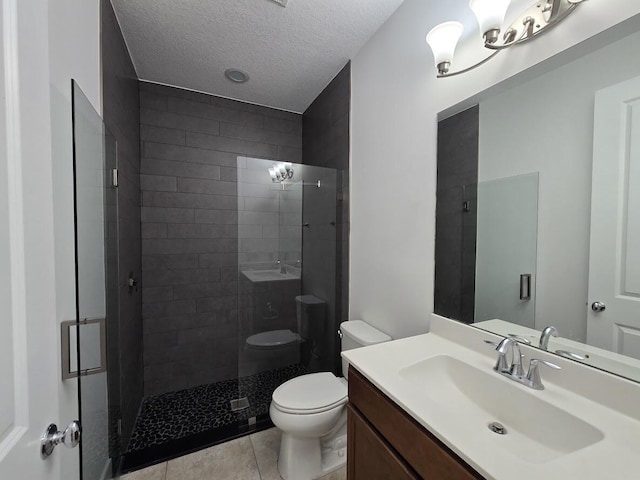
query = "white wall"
(478, 29, 640, 343)
(48, 1, 101, 478)
(350, 0, 640, 340)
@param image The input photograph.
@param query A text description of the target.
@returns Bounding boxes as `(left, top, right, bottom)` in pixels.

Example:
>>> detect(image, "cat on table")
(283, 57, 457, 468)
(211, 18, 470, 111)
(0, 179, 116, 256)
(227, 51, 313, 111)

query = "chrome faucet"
(276, 260, 287, 274)
(493, 337, 561, 390)
(539, 326, 558, 350)
(494, 337, 524, 377)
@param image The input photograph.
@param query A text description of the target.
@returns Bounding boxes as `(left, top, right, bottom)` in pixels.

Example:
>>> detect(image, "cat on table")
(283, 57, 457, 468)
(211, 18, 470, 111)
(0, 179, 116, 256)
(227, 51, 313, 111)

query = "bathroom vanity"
(343, 315, 640, 480)
(347, 366, 481, 479)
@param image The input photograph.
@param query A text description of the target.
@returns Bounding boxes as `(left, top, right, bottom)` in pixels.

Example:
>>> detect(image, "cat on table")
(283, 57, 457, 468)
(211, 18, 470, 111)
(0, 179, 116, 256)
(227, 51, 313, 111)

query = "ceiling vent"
(269, 0, 288, 7)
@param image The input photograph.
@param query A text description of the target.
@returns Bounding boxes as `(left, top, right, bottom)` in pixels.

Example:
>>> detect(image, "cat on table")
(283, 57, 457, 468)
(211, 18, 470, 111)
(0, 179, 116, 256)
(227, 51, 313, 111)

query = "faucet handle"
(555, 350, 586, 361)
(526, 358, 561, 390)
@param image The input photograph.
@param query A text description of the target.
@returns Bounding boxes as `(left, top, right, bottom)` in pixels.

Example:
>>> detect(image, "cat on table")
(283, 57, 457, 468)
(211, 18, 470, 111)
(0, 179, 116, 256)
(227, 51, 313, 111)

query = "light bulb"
(469, 0, 511, 41)
(426, 22, 464, 74)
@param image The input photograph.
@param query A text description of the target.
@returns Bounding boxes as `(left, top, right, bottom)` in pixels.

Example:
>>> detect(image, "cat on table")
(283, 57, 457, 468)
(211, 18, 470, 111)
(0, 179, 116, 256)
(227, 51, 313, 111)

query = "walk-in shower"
(87, 8, 351, 474)
(118, 154, 342, 471)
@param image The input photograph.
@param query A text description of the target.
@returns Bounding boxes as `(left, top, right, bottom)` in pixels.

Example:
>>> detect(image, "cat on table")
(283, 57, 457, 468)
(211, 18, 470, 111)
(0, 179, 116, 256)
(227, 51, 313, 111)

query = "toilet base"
(277, 431, 347, 480)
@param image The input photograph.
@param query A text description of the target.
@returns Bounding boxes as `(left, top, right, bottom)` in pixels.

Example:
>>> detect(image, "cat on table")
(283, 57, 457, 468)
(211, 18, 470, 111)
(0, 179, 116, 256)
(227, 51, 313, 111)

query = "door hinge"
(111, 168, 118, 188)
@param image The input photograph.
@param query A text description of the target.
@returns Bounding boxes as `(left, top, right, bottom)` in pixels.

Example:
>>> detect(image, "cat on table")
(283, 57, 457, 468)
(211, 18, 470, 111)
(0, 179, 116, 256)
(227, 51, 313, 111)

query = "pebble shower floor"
(121, 363, 307, 472)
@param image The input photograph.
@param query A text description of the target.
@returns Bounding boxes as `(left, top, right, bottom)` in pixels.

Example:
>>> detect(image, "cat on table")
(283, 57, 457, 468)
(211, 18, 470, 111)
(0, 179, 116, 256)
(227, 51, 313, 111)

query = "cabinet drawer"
(348, 366, 483, 480)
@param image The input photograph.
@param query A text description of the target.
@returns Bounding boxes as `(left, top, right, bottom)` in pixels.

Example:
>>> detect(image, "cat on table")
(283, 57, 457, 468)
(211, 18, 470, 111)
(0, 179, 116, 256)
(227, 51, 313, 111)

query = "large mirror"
(435, 16, 640, 383)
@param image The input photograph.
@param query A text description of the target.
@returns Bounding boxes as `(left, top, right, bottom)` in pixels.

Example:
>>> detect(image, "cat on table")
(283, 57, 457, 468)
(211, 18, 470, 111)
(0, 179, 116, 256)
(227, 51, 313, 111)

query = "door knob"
(591, 301, 606, 313)
(41, 421, 81, 459)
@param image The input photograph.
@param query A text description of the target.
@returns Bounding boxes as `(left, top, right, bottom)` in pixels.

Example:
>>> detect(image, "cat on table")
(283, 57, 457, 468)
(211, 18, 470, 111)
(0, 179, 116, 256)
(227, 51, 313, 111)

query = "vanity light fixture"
(426, 0, 586, 78)
(269, 162, 293, 183)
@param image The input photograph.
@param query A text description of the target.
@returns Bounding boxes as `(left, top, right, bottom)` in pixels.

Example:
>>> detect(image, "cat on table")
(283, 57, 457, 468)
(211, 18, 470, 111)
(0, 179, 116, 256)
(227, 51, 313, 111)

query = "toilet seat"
(246, 329, 301, 350)
(272, 373, 347, 415)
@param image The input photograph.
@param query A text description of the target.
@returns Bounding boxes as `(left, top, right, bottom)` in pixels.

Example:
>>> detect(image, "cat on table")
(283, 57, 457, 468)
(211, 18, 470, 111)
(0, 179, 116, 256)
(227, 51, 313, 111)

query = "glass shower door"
(71, 80, 117, 479)
(475, 172, 539, 327)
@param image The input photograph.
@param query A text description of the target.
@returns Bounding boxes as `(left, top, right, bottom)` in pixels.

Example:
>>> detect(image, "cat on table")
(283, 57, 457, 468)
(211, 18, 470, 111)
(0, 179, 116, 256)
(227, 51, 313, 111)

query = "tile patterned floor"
(127, 364, 307, 453)
(120, 428, 346, 480)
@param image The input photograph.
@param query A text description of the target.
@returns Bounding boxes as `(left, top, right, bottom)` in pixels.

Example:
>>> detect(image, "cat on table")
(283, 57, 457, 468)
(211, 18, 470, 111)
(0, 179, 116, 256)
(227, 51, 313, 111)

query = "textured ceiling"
(111, 0, 406, 113)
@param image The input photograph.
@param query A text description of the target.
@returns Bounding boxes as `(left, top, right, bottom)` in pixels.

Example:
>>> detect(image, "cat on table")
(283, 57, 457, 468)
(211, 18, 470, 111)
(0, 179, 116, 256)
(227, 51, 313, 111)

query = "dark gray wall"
(302, 62, 350, 374)
(434, 105, 479, 324)
(101, 0, 142, 455)
(139, 82, 303, 395)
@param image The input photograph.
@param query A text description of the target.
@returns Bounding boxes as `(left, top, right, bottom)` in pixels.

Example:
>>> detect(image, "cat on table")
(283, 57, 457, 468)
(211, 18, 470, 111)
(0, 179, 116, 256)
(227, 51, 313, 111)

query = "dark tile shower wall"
(302, 62, 351, 374)
(101, 0, 143, 455)
(434, 105, 479, 324)
(139, 82, 303, 396)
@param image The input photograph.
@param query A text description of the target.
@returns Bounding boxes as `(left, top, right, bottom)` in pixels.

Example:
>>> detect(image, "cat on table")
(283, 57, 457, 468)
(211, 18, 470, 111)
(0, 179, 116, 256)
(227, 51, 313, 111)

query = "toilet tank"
(295, 295, 326, 340)
(340, 320, 391, 377)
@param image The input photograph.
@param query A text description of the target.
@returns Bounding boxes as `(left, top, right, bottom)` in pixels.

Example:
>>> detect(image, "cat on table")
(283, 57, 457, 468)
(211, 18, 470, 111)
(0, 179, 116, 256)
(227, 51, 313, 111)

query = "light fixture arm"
(435, 0, 586, 78)
(437, 51, 500, 78)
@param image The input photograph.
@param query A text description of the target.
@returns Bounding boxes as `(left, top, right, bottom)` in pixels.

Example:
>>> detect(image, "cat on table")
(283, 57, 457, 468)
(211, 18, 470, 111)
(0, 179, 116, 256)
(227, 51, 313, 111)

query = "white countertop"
(342, 315, 640, 480)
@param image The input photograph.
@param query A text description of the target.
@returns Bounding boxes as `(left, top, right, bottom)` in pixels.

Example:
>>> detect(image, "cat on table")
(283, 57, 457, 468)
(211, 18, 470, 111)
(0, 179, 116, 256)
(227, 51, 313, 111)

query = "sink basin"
(241, 268, 300, 283)
(398, 355, 604, 463)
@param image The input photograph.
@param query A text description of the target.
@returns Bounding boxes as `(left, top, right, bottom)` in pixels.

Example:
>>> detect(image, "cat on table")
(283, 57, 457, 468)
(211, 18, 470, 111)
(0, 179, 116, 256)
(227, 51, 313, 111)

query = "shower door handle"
(61, 317, 107, 380)
(520, 274, 532, 301)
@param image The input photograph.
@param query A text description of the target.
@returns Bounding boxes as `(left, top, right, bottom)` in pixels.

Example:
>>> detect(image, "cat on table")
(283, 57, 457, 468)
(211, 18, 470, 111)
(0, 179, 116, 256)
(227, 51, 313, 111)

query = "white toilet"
(269, 320, 391, 480)
(244, 329, 302, 374)
(243, 295, 327, 375)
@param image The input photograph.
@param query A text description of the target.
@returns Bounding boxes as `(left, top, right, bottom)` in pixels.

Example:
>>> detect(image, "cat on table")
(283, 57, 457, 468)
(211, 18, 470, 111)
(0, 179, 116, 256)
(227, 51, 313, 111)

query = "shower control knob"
(591, 301, 606, 313)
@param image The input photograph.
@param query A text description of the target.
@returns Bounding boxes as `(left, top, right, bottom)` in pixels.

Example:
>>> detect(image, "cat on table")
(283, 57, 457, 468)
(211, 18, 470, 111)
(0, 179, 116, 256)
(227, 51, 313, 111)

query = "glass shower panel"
(233, 158, 341, 431)
(475, 172, 539, 328)
(236, 157, 303, 423)
(72, 80, 116, 479)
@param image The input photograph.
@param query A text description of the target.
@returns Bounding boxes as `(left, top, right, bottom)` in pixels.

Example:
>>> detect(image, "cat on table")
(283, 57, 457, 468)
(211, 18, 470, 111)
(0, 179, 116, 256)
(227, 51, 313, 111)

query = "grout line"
(248, 432, 264, 480)
(162, 461, 169, 480)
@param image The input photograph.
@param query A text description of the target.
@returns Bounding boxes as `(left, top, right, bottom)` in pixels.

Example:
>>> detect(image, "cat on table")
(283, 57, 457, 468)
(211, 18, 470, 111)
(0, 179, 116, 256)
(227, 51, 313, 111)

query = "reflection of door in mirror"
(475, 173, 539, 328)
(587, 75, 640, 360)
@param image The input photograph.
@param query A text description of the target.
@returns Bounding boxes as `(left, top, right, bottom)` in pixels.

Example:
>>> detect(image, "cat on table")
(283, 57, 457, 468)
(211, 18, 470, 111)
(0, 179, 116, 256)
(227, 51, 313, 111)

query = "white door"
(587, 75, 640, 360)
(0, 0, 71, 478)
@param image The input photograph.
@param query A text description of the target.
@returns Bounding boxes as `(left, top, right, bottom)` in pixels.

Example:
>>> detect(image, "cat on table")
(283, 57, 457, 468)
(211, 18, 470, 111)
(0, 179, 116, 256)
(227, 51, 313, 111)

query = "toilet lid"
(272, 372, 347, 414)
(246, 330, 300, 350)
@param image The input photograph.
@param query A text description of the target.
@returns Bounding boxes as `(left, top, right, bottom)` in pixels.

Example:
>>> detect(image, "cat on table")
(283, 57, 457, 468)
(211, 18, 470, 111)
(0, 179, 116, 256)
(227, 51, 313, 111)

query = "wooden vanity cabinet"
(347, 367, 484, 480)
